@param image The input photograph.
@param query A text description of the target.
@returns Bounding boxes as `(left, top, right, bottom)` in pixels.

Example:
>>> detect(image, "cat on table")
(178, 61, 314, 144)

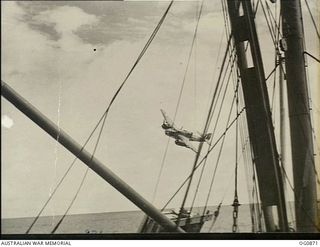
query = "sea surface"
(1, 204, 261, 234)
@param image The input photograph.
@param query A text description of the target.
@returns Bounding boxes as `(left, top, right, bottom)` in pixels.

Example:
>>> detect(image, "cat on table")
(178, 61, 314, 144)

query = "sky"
(1, 0, 319, 224)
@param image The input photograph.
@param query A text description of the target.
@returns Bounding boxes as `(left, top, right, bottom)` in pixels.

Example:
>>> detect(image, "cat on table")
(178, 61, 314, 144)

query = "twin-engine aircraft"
(160, 109, 212, 152)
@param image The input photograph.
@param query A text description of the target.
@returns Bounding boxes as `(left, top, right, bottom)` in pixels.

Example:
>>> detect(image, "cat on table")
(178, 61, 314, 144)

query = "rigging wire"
(260, 0, 283, 62)
(205, 29, 225, 114)
(241, 137, 259, 232)
(268, 2, 300, 227)
(208, 107, 252, 233)
(186, 40, 235, 217)
(207, 168, 235, 232)
(265, 1, 282, 41)
(152, 0, 202, 203)
(304, 51, 320, 63)
(234, 71, 261, 232)
(229, 0, 282, 232)
(266, 1, 281, 119)
(190, 46, 237, 211)
(161, 107, 245, 211)
(208, 203, 222, 232)
(282, 165, 320, 231)
(298, 0, 320, 185)
(231, 78, 240, 233)
(202, 91, 238, 215)
(194, 0, 260, 218)
(202, 34, 232, 136)
(189, 65, 232, 211)
(265, 62, 281, 82)
(221, 0, 232, 45)
(303, 0, 320, 40)
(230, 2, 275, 231)
(198, 0, 262, 215)
(176, 27, 232, 224)
(172, 0, 261, 218)
(260, 1, 277, 46)
(270, 63, 277, 119)
(25, 115, 105, 234)
(50, 108, 109, 234)
(243, 2, 268, 231)
(194, 50, 239, 210)
(25, 0, 174, 234)
(252, 163, 264, 232)
(282, 45, 320, 185)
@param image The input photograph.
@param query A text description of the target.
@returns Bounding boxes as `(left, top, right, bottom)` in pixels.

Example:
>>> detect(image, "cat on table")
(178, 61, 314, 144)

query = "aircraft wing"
(177, 135, 197, 153)
(160, 109, 175, 128)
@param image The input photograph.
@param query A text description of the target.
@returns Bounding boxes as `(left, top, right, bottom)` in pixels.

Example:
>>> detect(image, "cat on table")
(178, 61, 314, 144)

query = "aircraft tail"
(160, 109, 174, 128)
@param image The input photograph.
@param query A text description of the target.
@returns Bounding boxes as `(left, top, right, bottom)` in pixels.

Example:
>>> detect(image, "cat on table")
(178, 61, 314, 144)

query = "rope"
(234, 81, 239, 197)
(161, 107, 245, 210)
(197, 49, 240, 217)
(208, 202, 222, 232)
(252, 155, 264, 231)
(205, 29, 225, 120)
(50, 108, 108, 234)
(152, 138, 170, 203)
(25, 113, 105, 234)
(202, 90, 239, 215)
(304, 51, 320, 63)
(50, 169, 89, 234)
(190, 44, 236, 211)
(174, 0, 208, 225)
(261, 2, 277, 46)
(270, 65, 277, 117)
(25, 1, 173, 234)
(237, 83, 258, 232)
(303, 0, 320, 40)
(282, 166, 320, 231)
(208, 203, 222, 232)
(265, 62, 281, 82)
(177, 33, 233, 219)
(197, 50, 237, 210)
(231, 79, 240, 233)
(208, 169, 235, 232)
(261, 0, 283, 61)
(233, 72, 262, 232)
(266, 1, 282, 40)
(152, 0, 202, 204)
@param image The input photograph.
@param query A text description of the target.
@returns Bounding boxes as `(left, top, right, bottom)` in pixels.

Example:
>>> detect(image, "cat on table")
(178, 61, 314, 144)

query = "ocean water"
(1, 204, 257, 234)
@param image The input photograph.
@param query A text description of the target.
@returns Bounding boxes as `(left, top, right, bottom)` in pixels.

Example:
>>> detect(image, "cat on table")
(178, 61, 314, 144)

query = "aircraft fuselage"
(165, 128, 193, 139)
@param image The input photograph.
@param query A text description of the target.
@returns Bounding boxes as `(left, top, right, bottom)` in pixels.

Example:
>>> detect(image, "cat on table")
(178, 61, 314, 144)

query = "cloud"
(33, 6, 99, 34)
(2, 2, 102, 85)
(2, 115, 14, 129)
(32, 5, 99, 52)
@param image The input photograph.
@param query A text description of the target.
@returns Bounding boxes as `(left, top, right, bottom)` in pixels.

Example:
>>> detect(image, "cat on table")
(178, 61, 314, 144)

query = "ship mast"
(226, 0, 289, 231)
(1, 81, 185, 233)
(280, 0, 319, 232)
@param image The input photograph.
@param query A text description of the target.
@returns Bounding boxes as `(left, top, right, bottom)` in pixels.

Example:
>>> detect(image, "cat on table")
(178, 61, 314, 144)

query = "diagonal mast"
(226, 0, 289, 232)
(1, 81, 185, 233)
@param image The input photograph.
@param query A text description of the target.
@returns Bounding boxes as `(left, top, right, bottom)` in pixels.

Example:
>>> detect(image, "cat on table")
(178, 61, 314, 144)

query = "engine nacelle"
(162, 123, 171, 129)
(175, 140, 186, 147)
(165, 130, 175, 137)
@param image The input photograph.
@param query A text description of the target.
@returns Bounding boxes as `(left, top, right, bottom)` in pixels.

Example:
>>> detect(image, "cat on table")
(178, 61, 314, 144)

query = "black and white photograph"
(1, 0, 320, 239)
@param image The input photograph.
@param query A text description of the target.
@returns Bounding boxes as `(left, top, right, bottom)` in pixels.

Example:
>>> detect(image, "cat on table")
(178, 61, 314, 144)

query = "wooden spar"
(280, 0, 319, 232)
(1, 80, 185, 233)
(226, 0, 289, 231)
